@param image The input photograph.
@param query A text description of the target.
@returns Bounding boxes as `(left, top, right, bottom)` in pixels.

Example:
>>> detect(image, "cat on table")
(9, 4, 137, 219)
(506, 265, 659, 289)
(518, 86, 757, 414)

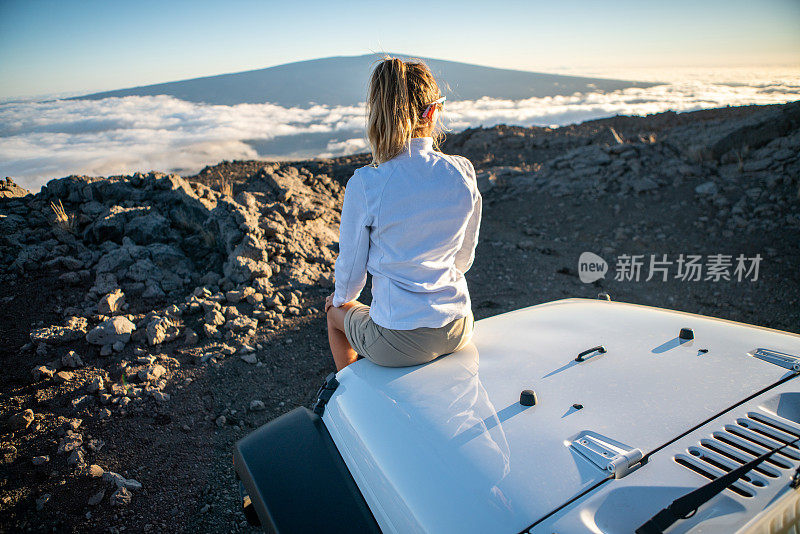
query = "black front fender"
(233, 407, 381, 533)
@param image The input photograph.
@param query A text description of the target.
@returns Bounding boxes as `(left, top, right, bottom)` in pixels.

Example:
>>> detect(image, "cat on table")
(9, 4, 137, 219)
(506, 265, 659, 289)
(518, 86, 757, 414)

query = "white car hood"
(322, 299, 800, 534)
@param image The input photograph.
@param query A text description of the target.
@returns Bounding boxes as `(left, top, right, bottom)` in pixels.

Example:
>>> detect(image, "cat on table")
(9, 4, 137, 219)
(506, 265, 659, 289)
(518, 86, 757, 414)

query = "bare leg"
(327, 301, 360, 371)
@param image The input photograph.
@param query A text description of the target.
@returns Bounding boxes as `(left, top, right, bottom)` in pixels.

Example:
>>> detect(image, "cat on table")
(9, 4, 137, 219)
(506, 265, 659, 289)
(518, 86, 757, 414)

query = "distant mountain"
(74, 53, 657, 107)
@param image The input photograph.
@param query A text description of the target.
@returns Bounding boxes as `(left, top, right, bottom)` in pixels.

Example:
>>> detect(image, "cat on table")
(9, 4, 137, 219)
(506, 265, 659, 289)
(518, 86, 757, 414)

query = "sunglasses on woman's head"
(422, 96, 446, 120)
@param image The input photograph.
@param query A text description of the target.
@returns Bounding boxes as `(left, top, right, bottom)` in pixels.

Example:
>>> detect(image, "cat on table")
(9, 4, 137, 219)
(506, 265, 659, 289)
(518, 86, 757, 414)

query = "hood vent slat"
(674, 406, 800, 499)
(724, 425, 800, 461)
(713, 432, 793, 468)
(674, 455, 754, 497)
(737, 418, 800, 449)
(698, 439, 781, 478)
(748, 412, 800, 439)
(686, 447, 769, 489)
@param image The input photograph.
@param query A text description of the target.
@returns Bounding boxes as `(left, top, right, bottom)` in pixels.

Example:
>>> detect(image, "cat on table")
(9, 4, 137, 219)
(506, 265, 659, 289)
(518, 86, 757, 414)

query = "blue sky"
(1, 0, 799, 99)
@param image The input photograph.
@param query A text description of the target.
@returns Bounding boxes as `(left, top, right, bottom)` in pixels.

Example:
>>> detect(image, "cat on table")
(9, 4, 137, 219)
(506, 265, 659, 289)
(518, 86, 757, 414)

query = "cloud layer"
(1, 73, 798, 191)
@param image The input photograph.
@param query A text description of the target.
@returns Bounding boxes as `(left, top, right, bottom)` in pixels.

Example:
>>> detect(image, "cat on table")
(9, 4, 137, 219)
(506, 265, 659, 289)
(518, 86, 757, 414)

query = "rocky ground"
(1, 101, 799, 533)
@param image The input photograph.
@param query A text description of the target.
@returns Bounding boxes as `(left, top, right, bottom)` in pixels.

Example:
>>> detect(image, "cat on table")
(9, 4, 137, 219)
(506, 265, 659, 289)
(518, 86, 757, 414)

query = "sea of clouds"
(1, 67, 798, 191)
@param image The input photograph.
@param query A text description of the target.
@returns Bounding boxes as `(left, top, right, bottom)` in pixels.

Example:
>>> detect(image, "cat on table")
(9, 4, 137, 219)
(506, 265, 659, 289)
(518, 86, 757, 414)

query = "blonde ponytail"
(366, 56, 445, 165)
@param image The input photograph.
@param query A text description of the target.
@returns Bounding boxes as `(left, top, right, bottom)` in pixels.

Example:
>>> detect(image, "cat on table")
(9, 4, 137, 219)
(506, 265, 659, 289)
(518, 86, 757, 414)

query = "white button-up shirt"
(332, 136, 482, 329)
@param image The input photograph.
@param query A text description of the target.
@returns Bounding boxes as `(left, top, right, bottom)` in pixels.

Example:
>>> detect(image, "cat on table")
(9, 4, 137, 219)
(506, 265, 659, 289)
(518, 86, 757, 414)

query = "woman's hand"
(325, 293, 335, 313)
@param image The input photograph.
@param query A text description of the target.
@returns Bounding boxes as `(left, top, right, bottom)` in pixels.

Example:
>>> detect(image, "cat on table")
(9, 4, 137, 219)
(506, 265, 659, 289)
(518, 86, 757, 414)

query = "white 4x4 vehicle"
(234, 298, 800, 533)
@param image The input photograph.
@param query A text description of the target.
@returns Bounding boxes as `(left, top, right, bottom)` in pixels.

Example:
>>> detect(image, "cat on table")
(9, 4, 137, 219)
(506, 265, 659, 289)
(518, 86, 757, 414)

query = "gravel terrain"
(1, 101, 798, 532)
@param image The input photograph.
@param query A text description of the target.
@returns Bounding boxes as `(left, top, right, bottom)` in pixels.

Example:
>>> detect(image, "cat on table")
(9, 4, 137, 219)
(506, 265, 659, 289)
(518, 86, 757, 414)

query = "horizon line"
(4, 53, 800, 104)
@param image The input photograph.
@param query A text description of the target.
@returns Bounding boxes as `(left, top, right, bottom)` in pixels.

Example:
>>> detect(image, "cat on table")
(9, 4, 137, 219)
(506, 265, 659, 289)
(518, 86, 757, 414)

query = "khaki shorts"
(343, 303, 474, 367)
